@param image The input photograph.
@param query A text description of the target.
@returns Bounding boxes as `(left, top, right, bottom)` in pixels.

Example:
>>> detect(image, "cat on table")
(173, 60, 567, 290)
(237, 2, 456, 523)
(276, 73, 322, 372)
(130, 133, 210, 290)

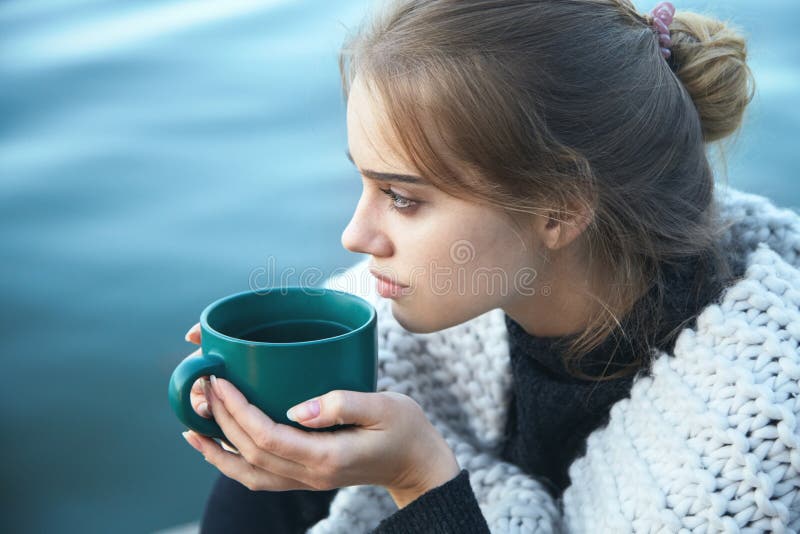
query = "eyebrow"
(345, 149, 427, 185)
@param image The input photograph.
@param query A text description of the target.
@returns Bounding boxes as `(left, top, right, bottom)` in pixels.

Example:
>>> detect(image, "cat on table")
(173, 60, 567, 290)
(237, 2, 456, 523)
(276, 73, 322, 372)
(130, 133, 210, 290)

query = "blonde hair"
(338, 0, 756, 379)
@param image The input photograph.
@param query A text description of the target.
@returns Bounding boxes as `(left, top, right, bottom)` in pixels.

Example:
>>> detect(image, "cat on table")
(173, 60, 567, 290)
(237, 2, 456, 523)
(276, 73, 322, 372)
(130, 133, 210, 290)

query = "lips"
(369, 267, 410, 298)
(368, 268, 409, 288)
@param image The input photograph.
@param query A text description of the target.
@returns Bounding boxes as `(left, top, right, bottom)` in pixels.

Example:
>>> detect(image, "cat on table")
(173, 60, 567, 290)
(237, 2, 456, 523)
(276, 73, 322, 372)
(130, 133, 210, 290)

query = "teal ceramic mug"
(168, 287, 377, 438)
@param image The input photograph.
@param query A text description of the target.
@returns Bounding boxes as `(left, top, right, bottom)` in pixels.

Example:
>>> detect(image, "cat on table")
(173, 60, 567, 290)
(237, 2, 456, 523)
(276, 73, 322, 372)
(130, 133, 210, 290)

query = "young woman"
(180, 1, 800, 532)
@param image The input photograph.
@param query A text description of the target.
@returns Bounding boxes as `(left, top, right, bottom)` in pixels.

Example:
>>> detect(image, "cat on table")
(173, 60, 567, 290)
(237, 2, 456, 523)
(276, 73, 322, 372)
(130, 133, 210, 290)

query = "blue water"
(1, 1, 798, 533)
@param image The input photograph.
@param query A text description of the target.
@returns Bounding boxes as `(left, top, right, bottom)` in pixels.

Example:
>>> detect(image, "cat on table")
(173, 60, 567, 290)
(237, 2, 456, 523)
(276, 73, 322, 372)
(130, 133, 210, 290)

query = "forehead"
(346, 76, 411, 171)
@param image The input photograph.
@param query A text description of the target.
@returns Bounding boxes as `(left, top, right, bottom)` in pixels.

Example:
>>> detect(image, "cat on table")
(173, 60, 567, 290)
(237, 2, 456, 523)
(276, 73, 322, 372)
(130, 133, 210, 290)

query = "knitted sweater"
(313, 186, 800, 533)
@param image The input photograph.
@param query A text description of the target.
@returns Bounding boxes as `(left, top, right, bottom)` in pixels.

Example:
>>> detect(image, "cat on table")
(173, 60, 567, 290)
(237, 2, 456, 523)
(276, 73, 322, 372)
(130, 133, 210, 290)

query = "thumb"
(286, 390, 384, 428)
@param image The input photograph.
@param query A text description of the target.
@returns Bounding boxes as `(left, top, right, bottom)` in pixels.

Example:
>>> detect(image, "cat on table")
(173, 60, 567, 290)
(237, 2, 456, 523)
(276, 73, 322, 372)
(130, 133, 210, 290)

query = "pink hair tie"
(650, 2, 676, 60)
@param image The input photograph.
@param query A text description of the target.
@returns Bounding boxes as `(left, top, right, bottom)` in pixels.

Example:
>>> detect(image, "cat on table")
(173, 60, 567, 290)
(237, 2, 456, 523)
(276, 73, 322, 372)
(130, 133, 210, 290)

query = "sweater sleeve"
(371, 470, 490, 534)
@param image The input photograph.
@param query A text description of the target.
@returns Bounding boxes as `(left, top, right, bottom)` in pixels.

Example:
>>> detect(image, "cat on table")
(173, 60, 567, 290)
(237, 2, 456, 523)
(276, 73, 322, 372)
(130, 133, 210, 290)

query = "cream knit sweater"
(311, 186, 800, 533)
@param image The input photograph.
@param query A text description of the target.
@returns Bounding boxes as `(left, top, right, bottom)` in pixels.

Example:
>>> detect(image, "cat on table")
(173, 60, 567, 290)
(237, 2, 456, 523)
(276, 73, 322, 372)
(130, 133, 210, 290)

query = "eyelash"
(379, 187, 417, 213)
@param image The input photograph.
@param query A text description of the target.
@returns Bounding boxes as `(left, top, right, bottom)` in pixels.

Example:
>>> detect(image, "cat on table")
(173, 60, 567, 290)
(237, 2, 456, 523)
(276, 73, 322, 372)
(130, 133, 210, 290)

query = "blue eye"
(379, 187, 417, 213)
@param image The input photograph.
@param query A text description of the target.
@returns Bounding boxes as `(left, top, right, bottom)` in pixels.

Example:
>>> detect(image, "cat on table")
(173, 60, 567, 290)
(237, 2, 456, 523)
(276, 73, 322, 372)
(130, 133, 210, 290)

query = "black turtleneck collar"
(503, 249, 743, 381)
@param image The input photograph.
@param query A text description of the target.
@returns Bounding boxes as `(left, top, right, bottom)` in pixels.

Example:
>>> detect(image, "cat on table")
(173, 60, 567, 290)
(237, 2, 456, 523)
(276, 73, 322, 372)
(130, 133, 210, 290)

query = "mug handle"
(168, 352, 226, 438)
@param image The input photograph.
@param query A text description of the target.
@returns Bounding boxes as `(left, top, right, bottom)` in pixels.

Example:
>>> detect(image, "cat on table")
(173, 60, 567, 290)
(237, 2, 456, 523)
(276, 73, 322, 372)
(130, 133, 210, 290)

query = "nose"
(341, 193, 393, 257)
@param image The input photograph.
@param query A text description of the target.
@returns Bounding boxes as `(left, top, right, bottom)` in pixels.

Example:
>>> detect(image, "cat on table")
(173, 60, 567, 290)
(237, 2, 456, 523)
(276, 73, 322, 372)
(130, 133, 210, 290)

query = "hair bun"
(669, 11, 756, 143)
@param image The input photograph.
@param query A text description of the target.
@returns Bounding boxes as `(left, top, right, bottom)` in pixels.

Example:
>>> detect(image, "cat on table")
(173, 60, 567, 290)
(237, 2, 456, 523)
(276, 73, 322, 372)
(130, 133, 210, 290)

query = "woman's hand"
(180, 372, 461, 508)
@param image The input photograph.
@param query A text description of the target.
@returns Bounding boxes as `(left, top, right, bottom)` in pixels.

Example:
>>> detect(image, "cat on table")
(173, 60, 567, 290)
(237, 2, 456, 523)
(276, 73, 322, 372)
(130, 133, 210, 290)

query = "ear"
(535, 200, 594, 252)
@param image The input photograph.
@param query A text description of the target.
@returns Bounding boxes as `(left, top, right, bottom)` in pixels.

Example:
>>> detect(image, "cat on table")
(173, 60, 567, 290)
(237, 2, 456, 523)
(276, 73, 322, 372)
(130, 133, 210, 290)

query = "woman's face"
(341, 75, 545, 333)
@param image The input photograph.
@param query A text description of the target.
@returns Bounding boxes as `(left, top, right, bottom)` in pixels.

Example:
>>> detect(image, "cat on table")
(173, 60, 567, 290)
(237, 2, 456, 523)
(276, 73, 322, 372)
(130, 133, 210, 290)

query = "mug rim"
(199, 286, 376, 346)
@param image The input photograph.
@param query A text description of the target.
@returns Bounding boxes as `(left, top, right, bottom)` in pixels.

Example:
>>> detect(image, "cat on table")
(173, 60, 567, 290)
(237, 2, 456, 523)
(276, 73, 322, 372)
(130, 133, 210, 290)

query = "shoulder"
(563, 189, 800, 529)
(577, 227, 800, 529)
(644, 188, 799, 448)
(643, 239, 799, 412)
(716, 185, 800, 269)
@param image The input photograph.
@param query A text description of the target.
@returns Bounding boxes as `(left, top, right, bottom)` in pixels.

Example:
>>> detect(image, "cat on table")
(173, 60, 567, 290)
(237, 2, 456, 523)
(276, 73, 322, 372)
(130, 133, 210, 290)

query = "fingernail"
(202, 379, 214, 407)
(287, 398, 320, 422)
(198, 402, 209, 417)
(182, 431, 202, 452)
(210, 375, 222, 400)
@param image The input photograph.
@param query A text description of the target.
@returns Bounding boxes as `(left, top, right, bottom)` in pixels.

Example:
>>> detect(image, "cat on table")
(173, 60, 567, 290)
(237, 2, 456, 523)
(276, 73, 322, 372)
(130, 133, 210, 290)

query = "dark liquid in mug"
(236, 319, 351, 343)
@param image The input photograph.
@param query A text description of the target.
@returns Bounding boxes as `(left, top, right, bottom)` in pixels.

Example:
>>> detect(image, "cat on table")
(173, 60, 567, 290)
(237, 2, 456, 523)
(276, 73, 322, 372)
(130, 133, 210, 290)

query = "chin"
(388, 301, 469, 334)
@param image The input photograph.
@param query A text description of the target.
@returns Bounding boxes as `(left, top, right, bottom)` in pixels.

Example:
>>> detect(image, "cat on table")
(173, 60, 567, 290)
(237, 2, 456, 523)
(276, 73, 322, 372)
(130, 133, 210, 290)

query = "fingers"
(287, 390, 391, 429)
(204, 380, 313, 485)
(183, 431, 316, 492)
(185, 323, 201, 345)
(191, 377, 211, 418)
(213, 378, 327, 463)
(179, 348, 210, 418)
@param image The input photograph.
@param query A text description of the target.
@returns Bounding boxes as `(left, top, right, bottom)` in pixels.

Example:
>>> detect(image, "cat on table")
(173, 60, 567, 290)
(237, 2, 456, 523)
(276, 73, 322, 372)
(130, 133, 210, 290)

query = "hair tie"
(650, 2, 676, 60)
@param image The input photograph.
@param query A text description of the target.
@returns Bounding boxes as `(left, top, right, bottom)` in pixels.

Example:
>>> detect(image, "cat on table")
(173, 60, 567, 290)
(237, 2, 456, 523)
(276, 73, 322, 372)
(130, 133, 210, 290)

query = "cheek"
(472, 218, 535, 274)
(385, 212, 530, 330)
(389, 221, 456, 276)
(397, 216, 525, 292)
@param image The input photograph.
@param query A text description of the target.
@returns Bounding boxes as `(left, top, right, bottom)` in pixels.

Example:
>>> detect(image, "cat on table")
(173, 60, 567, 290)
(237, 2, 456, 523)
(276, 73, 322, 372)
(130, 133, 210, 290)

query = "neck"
(502, 251, 610, 338)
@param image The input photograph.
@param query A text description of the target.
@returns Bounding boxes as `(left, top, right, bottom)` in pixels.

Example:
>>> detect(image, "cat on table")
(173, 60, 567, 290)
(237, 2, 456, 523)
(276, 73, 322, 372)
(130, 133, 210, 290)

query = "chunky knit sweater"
(313, 186, 800, 533)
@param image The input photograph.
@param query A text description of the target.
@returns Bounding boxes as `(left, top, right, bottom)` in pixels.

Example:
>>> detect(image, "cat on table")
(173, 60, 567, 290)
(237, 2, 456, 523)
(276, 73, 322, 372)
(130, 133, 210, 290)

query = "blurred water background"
(0, 0, 798, 532)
